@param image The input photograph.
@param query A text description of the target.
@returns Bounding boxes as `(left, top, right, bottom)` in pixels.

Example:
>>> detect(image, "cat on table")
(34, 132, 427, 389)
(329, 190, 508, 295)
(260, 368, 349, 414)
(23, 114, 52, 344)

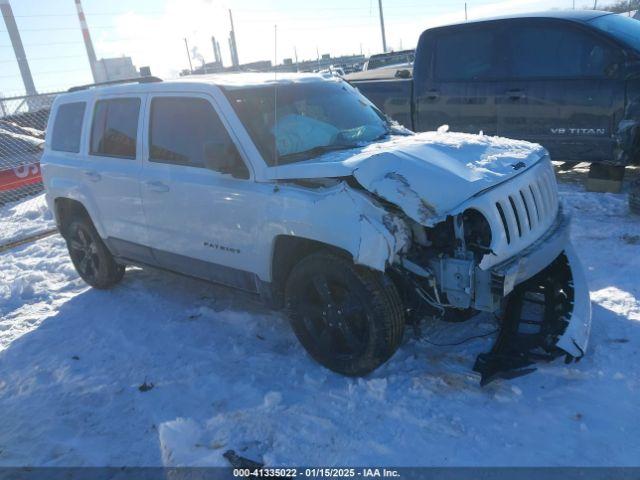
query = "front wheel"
(65, 218, 125, 289)
(285, 251, 404, 376)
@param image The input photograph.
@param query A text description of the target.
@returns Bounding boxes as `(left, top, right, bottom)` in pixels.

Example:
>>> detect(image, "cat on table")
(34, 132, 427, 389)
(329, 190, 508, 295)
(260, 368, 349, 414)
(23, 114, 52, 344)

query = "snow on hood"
(266, 131, 547, 224)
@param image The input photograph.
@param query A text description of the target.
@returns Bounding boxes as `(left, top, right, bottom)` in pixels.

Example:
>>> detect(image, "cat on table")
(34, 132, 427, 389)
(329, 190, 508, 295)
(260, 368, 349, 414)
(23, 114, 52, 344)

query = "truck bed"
(346, 67, 413, 130)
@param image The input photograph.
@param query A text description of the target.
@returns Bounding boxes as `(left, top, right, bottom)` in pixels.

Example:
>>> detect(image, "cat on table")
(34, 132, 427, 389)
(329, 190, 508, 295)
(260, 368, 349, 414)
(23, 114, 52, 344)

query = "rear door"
(84, 95, 149, 250)
(414, 23, 506, 135)
(497, 19, 626, 162)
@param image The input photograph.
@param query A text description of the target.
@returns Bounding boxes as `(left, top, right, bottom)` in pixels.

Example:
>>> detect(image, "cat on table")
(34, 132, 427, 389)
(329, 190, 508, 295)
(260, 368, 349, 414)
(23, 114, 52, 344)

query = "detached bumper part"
(473, 212, 591, 385)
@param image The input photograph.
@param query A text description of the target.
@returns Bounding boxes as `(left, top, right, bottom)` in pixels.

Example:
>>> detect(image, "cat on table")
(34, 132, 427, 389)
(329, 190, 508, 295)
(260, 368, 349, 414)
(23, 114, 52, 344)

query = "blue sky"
(0, 0, 617, 95)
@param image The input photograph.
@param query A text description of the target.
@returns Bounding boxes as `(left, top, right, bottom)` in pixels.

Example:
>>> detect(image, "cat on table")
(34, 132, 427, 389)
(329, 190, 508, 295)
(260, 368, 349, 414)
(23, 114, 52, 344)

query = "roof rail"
(67, 76, 162, 93)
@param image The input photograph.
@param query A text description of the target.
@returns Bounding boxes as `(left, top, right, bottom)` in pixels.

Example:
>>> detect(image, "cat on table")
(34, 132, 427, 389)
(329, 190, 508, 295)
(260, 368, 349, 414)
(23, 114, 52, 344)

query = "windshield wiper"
(278, 144, 358, 164)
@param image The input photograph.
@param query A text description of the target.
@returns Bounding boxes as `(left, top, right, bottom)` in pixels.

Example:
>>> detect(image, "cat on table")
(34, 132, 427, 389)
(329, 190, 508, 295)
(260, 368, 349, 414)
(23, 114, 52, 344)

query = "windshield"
(223, 80, 390, 165)
(590, 14, 640, 52)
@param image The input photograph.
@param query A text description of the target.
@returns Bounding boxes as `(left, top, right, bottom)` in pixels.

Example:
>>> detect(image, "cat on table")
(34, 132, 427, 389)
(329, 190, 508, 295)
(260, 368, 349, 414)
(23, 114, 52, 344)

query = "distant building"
(95, 57, 139, 83)
(240, 60, 272, 71)
(179, 53, 366, 76)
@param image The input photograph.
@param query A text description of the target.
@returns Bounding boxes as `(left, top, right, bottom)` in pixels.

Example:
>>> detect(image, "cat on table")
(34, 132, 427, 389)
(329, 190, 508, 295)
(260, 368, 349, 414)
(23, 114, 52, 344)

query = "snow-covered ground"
(0, 194, 54, 245)
(0, 173, 639, 467)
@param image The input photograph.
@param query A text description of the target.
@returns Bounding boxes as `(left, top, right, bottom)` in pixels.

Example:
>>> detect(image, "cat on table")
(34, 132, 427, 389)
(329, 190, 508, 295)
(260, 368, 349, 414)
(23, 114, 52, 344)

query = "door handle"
(83, 170, 101, 182)
(145, 180, 170, 193)
(506, 89, 525, 100)
(425, 89, 440, 100)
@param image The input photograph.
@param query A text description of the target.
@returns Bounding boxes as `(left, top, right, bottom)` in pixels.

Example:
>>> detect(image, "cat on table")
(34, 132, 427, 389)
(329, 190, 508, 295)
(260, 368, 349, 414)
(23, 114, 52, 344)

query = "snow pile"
(0, 194, 55, 245)
(0, 177, 638, 467)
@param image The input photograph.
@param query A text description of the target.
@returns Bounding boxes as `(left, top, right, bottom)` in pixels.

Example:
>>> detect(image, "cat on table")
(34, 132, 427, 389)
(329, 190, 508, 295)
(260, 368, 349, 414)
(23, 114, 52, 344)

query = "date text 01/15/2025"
(233, 468, 401, 477)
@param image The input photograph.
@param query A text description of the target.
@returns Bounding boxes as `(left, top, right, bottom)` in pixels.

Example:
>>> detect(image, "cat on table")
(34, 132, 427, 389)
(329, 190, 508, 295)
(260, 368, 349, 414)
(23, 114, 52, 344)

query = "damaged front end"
(396, 208, 591, 385)
(472, 222, 591, 385)
(385, 161, 592, 385)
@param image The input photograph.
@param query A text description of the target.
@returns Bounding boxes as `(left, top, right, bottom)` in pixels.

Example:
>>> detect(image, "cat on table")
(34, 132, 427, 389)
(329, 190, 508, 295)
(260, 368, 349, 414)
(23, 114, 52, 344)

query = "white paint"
(0, 179, 638, 467)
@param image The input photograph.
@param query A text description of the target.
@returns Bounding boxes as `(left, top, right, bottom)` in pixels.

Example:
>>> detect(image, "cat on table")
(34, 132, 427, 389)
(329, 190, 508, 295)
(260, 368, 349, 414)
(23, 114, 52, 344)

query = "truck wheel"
(630, 178, 640, 215)
(65, 218, 125, 289)
(285, 251, 404, 376)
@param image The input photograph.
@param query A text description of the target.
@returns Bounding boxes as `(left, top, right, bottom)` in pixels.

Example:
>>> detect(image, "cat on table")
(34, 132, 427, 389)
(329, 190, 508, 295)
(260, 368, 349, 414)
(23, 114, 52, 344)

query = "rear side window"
(90, 98, 140, 159)
(51, 102, 85, 153)
(435, 28, 500, 80)
(149, 97, 240, 170)
(506, 23, 616, 78)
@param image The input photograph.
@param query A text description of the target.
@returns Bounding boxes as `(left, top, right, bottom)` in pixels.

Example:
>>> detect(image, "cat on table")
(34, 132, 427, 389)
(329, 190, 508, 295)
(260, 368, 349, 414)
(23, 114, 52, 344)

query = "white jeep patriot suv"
(41, 74, 592, 384)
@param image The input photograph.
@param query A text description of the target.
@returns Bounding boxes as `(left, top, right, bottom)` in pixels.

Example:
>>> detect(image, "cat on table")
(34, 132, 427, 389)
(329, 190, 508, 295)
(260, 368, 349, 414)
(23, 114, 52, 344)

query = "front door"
(140, 93, 264, 291)
(497, 19, 627, 162)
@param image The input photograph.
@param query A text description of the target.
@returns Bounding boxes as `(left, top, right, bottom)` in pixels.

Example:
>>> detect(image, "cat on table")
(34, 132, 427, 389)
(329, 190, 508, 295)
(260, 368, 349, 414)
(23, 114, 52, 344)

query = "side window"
(435, 27, 501, 80)
(51, 102, 86, 153)
(507, 23, 616, 78)
(149, 97, 248, 178)
(90, 98, 140, 159)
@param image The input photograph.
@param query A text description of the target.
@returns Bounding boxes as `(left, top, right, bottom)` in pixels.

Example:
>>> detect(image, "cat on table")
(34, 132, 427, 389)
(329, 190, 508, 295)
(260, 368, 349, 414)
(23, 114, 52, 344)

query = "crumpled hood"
(266, 131, 547, 224)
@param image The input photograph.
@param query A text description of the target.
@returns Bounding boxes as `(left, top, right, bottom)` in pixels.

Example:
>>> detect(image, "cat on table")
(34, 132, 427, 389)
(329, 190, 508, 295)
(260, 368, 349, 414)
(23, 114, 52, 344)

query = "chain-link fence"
(0, 91, 60, 206)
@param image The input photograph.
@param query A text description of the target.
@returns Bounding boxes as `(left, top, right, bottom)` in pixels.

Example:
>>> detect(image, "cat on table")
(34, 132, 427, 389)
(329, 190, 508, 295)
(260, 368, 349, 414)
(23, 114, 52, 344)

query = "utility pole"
(593, 0, 597, 8)
(184, 38, 193, 73)
(74, 0, 100, 83)
(0, 0, 37, 97)
(378, 0, 387, 53)
(465, 2, 468, 20)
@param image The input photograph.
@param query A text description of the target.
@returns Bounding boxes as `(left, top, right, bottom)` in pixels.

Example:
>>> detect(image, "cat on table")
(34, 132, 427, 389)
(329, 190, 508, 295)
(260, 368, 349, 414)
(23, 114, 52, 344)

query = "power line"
(7, 3, 463, 17)
(0, 54, 86, 63)
(0, 67, 87, 79)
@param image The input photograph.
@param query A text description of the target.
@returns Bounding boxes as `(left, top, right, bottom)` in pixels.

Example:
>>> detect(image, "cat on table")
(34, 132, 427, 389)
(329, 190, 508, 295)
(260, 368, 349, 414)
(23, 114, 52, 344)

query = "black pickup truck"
(349, 10, 640, 209)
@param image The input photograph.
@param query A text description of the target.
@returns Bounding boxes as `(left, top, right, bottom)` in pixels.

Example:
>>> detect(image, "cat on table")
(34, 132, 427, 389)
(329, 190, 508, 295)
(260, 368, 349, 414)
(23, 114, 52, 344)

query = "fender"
(258, 181, 410, 280)
(614, 83, 640, 165)
(45, 175, 107, 238)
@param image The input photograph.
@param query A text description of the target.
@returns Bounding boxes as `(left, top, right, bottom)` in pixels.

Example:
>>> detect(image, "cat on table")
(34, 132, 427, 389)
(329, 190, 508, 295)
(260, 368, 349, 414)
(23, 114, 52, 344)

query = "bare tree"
(601, 0, 639, 13)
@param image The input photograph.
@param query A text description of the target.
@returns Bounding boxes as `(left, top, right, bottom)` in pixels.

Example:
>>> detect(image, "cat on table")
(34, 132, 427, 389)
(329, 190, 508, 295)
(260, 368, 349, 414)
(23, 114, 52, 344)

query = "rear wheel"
(65, 218, 125, 289)
(285, 251, 404, 376)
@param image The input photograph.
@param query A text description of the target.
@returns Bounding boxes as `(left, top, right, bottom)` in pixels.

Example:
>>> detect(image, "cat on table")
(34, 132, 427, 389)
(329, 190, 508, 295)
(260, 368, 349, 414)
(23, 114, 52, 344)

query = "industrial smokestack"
(228, 9, 239, 67)
(211, 36, 220, 63)
(216, 40, 223, 67)
(74, 0, 100, 83)
(0, 0, 37, 97)
(228, 37, 236, 68)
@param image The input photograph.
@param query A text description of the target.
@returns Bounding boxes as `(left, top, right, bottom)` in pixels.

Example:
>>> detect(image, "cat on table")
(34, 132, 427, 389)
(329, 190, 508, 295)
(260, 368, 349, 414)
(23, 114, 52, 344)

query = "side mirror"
(203, 141, 242, 176)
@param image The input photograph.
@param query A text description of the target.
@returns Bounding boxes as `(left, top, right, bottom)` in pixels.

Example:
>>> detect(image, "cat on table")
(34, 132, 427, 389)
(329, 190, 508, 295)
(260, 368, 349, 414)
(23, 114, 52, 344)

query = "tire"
(64, 217, 125, 289)
(630, 178, 640, 215)
(285, 251, 404, 376)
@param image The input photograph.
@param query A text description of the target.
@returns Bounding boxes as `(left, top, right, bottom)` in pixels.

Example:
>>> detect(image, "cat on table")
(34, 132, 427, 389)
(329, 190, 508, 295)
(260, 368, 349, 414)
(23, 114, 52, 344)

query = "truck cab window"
(435, 28, 500, 80)
(149, 97, 248, 178)
(90, 98, 140, 159)
(507, 23, 616, 78)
